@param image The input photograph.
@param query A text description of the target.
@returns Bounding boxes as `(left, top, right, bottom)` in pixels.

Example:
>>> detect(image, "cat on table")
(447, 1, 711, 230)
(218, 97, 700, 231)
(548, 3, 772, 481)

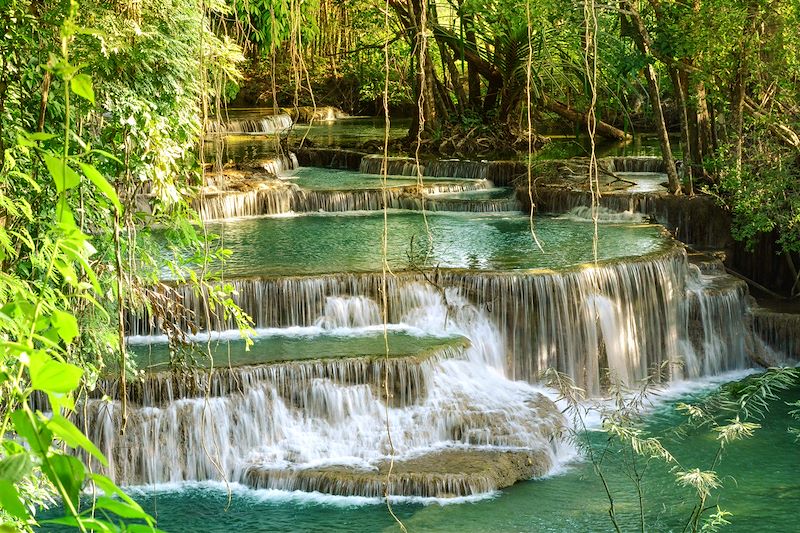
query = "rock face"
(244, 447, 560, 498)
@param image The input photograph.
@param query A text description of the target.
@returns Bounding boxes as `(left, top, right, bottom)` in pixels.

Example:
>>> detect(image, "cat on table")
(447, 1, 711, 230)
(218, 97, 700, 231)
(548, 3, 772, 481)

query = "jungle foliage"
(0, 0, 248, 529)
(1, 0, 799, 530)
(230, 0, 800, 281)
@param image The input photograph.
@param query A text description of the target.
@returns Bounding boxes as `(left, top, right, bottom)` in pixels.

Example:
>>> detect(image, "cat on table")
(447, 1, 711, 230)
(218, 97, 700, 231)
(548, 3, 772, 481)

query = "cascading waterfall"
(127, 246, 755, 396)
(682, 266, 752, 376)
(82, 285, 564, 495)
(100, 152, 784, 501)
(194, 179, 499, 220)
(207, 114, 293, 135)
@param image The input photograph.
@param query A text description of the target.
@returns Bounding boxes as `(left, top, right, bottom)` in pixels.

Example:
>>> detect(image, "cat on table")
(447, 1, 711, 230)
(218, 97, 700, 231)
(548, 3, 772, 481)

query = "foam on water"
(557, 206, 647, 223)
(86, 284, 567, 494)
(126, 480, 500, 507)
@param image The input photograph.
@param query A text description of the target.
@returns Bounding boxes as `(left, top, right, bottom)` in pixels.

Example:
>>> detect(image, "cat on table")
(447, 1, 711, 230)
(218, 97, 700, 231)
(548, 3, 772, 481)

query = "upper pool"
(168, 211, 673, 278)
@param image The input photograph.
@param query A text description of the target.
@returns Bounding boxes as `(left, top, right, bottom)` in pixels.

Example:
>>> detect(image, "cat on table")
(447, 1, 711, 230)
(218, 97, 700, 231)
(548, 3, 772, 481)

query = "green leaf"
(0, 479, 30, 520)
(44, 515, 114, 532)
(95, 496, 150, 520)
(80, 163, 122, 212)
(90, 473, 140, 509)
(11, 410, 53, 454)
(42, 454, 85, 508)
(88, 149, 123, 165)
(126, 524, 168, 533)
(50, 309, 79, 345)
(49, 414, 108, 467)
(29, 351, 83, 394)
(0, 453, 33, 483)
(44, 154, 81, 192)
(56, 197, 77, 228)
(70, 73, 95, 103)
(28, 132, 57, 141)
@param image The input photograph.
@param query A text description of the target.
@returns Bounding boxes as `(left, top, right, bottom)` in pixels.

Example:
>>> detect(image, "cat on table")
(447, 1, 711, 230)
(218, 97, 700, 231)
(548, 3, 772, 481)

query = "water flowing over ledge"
(127, 245, 757, 396)
(80, 285, 567, 493)
(192, 179, 507, 220)
(206, 113, 293, 135)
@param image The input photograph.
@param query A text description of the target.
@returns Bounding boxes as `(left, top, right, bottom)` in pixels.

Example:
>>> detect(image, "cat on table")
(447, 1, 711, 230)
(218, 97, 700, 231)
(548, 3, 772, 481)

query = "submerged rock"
(243, 447, 559, 498)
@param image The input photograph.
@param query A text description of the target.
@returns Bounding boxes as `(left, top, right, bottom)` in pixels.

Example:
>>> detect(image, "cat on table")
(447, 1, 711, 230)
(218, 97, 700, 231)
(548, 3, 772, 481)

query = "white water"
(558, 206, 647, 223)
(85, 284, 566, 492)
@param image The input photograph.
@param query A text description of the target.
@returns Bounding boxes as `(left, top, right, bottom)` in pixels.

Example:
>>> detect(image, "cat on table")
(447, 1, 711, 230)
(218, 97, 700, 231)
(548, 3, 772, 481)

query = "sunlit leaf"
(80, 162, 122, 211)
(0, 453, 33, 484)
(49, 414, 108, 467)
(44, 154, 81, 192)
(70, 73, 95, 103)
(42, 454, 85, 508)
(29, 351, 83, 394)
(11, 410, 52, 454)
(0, 479, 30, 520)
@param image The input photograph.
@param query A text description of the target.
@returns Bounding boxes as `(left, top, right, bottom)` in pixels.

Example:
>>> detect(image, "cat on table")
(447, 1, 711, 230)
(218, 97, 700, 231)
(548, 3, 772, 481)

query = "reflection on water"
(162, 211, 670, 278)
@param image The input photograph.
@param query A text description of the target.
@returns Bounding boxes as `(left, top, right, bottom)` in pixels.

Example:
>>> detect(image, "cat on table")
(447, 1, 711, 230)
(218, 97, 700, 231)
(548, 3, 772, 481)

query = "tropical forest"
(1, 0, 799, 531)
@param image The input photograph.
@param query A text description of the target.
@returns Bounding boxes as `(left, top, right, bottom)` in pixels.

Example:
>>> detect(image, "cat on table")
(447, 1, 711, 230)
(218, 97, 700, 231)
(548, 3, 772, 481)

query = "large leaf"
(79, 163, 122, 212)
(49, 414, 108, 467)
(0, 479, 30, 520)
(44, 154, 81, 192)
(95, 496, 150, 520)
(50, 309, 79, 345)
(0, 453, 33, 484)
(29, 351, 83, 394)
(42, 454, 85, 508)
(11, 410, 52, 454)
(70, 74, 95, 103)
(44, 515, 113, 532)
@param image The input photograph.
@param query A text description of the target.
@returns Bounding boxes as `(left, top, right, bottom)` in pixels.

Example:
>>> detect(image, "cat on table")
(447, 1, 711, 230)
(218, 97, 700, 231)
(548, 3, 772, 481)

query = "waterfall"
(207, 114, 293, 135)
(193, 179, 498, 220)
(127, 246, 756, 396)
(682, 266, 751, 377)
(752, 309, 800, 362)
(358, 155, 525, 186)
(314, 296, 381, 329)
(82, 284, 565, 495)
(194, 187, 298, 220)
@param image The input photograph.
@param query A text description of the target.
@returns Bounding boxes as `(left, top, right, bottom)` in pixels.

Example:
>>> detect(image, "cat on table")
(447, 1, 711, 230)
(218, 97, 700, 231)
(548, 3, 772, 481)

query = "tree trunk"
(542, 96, 631, 141)
(644, 65, 681, 193)
(619, 0, 681, 193)
(392, 0, 440, 138)
(669, 68, 693, 194)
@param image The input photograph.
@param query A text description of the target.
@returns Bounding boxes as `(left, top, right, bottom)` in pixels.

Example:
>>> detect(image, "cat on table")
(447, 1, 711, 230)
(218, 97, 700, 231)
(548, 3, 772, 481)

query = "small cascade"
(359, 155, 421, 176)
(358, 155, 524, 186)
(314, 296, 381, 329)
(207, 114, 293, 135)
(557, 206, 647, 223)
(424, 159, 490, 180)
(752, 309, 800, 362)
(194, 186, 299, 220)
(252, 152, 299, 175)
(396, 195, 522, 213)
(243, 449, 549, 498)
(88, 344, 466, 409)
(682, 266, 751, 376)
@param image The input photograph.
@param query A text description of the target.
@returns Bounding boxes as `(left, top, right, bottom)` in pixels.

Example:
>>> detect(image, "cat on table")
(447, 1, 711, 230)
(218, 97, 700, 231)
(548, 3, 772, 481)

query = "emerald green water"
(36, 376, 800, 532)
(127, 330, 467, 371)
(194, 212, 670, 278)
(283, 167, 470, 190)
(291, 117, 412, 147)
